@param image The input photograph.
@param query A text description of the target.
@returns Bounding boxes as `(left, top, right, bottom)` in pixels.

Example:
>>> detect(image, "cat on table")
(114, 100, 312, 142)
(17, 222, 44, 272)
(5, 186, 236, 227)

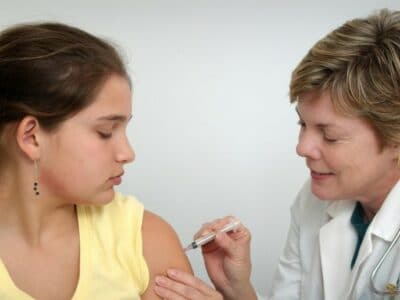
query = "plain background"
(2, 0, 400, 295)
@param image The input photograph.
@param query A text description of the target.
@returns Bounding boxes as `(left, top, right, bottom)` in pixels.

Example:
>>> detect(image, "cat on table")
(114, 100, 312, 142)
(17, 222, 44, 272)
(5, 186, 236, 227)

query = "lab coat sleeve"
(256, 292, 268, 300)
(267, 189, 303, 299)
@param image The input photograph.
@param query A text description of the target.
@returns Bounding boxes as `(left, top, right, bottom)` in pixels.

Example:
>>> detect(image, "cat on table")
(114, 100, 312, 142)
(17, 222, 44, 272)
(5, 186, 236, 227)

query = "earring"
(33, 160, 40, 196)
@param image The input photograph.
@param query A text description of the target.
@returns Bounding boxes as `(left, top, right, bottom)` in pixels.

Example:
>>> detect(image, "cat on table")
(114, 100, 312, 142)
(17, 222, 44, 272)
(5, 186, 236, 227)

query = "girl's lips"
(110, 176, 122, 185)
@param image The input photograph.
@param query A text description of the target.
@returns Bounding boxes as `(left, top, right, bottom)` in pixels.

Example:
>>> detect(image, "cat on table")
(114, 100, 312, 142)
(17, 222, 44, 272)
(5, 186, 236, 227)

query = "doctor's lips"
(310, 170, 334, 180)
(109, 171, 124, 185)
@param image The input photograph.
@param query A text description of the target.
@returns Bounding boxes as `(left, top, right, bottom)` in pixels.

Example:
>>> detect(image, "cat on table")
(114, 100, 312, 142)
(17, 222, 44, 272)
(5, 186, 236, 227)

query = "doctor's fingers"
(202, 223, 252, 260)
(154, 270, 222, 300)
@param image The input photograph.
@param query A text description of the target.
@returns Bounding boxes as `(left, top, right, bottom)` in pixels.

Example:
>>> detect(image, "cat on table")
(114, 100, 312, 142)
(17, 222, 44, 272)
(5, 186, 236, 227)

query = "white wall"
(2, 0, 400, 295)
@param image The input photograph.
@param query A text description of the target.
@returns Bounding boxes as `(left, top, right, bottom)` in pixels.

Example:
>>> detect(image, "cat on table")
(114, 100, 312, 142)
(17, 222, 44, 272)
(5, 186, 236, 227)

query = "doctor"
(153, 8, 400, 300)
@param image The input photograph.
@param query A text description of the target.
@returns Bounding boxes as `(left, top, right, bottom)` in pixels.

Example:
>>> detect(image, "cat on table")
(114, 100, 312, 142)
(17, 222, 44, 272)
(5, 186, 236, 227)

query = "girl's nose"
(116, 137, 135, 164)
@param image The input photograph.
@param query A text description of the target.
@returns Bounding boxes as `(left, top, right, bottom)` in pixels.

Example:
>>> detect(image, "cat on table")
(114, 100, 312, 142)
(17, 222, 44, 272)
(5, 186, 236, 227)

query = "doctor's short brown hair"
(290, 9, 400, 146)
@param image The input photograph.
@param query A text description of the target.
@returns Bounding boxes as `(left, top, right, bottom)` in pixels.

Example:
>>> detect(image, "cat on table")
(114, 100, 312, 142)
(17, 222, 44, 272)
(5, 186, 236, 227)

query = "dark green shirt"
(350, 202, 370, 269)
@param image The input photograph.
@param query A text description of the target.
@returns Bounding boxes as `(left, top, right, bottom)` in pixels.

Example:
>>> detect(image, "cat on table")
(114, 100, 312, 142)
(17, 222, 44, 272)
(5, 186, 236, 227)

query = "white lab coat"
(260, 179, 400, 300)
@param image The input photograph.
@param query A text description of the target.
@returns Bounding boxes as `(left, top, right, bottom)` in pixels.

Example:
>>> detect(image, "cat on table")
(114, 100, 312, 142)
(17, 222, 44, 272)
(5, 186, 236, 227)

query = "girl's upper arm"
(141, 210, 193, 299)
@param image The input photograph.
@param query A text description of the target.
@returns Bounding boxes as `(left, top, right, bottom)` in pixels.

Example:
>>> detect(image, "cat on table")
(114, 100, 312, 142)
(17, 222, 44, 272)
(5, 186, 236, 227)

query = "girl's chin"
(81, 189, 115, 206)
(99, 189, 115, 203)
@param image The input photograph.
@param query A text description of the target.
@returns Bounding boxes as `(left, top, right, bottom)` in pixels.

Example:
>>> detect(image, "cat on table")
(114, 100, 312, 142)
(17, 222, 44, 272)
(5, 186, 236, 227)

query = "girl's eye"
(98, 131, 112, 139)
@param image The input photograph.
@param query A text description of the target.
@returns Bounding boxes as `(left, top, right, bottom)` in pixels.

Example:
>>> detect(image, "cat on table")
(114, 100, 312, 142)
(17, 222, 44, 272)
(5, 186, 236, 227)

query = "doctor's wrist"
(223, 282, 257, 300)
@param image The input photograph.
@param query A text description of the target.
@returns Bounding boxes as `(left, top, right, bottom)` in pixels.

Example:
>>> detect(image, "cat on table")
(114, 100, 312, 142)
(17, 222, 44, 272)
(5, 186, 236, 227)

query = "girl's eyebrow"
(96, 114, 133, 122)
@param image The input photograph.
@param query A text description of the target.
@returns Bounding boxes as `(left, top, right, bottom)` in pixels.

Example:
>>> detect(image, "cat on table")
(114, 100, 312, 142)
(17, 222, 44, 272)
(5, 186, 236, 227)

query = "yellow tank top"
(0, 193, 150, 299)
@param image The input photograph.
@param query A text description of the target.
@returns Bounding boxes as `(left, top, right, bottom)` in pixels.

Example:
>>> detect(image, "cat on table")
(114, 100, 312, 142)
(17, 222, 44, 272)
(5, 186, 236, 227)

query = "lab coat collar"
(369, 179, 400, 242)
(325, 197, 355, 219)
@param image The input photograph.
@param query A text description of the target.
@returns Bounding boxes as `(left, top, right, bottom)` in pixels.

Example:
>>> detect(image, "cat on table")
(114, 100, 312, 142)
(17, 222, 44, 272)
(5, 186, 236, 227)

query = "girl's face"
(38, 75, 135, 205)
(296, 91, 399, 207)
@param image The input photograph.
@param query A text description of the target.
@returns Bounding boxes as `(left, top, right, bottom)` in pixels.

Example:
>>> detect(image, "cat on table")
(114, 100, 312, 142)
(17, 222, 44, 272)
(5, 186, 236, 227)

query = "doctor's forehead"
(295, 92, 340, 115)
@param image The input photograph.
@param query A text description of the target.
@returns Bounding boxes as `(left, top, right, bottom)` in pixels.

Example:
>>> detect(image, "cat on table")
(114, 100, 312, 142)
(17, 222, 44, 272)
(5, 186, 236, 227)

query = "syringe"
(183, 220, 241, 251)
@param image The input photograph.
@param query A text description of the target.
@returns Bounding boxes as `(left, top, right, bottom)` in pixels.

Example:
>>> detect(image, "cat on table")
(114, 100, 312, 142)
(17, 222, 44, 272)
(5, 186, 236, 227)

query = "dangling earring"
(33, 160, 40, 196)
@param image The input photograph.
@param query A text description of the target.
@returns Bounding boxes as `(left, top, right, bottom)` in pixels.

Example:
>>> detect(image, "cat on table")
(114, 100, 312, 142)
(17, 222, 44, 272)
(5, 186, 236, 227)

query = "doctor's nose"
(296, 132, 321, 160)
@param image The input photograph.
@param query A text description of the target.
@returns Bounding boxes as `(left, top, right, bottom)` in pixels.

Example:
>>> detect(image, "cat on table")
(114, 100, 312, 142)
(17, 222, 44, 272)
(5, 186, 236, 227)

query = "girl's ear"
(15, 116, 41, 160)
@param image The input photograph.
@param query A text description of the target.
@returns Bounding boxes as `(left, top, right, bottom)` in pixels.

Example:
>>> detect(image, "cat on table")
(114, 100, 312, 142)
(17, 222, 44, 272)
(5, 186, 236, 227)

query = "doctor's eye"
(323, 136, 338, 143)
(297, 120, 306, 128)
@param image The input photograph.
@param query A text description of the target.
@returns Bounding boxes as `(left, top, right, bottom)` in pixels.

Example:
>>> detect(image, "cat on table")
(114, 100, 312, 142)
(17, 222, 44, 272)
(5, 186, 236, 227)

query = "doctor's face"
(295, 92, 399, 204)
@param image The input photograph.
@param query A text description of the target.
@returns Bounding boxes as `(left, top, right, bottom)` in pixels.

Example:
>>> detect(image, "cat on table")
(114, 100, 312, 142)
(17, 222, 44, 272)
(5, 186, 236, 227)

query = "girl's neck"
(0, 170, 77, 247)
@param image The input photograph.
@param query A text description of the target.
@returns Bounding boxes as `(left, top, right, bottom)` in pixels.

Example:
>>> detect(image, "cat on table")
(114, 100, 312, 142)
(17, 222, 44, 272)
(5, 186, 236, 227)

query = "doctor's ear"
(15, 116, 41, 160)
(392, 144, 400, 167)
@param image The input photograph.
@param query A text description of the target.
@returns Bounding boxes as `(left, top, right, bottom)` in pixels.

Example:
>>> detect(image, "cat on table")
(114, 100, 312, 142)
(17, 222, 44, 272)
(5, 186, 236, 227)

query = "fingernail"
(197, 229, 211, 238)
(167, 269, 178, 277)
(155, 276, 166, 285)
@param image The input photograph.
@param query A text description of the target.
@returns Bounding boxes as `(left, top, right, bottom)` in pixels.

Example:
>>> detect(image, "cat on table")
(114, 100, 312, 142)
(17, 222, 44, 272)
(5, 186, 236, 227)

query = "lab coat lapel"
(319, 200, 356, 300)
(352, 180, 400, 299)
(346, 226, 373, 299)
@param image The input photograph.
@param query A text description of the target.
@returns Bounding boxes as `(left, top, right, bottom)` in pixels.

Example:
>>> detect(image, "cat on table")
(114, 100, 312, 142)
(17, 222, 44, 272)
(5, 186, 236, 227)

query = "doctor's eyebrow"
(295, 107, 340, 129)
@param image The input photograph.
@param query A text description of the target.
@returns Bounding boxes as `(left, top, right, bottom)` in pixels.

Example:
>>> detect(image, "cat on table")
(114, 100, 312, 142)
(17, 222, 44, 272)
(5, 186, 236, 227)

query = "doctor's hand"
(154, 268, 223, 300)
(154, 217, 257, 300)
(198, 217, 257, 300)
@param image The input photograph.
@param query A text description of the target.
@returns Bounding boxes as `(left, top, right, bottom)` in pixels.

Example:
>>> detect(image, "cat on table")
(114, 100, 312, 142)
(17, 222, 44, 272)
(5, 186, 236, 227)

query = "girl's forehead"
(72, 76, 132, 120)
